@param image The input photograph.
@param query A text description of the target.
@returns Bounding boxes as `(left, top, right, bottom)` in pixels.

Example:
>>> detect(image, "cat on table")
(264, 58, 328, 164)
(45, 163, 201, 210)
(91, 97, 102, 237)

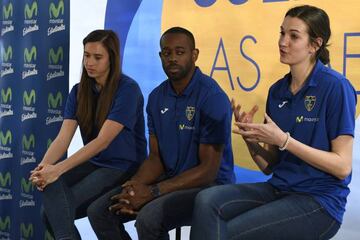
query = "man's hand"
(109, 180, 154, 215)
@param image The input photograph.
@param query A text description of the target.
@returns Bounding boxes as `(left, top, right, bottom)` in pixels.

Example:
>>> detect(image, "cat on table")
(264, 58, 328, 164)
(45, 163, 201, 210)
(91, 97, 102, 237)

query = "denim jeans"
(41, 161, 135, 240)
(87, 186, 205, 240)
(190, 183, 340, 240)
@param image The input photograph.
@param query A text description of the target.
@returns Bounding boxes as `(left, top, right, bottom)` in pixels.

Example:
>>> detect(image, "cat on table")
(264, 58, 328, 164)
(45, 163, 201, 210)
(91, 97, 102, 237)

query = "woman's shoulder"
(68, 83, 80, 96)
(317, 65, 354, 90)
(117, 74, 143, 95)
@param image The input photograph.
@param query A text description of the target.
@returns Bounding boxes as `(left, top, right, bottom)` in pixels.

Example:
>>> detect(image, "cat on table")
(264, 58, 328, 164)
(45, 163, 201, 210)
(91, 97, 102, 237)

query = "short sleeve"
(326, 79, 357, 140)
(200, 92, 231, 144)
(107, 82, 143, 130)
(64, 84, 78, 120)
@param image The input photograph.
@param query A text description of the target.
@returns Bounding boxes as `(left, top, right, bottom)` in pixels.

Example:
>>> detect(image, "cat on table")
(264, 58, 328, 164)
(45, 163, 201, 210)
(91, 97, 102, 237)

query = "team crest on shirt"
(186, 106, 195, 121)
(304, 96, 316, 112)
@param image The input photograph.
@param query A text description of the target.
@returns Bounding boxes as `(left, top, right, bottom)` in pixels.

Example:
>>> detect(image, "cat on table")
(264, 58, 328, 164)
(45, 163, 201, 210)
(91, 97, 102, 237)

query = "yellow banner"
(162, 0, 360, 169)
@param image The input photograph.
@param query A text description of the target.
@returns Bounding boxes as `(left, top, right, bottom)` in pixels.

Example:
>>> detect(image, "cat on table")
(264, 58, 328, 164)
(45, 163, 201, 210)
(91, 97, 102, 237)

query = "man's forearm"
(131, 154, 165, 185)
(157, 163, 217, 196)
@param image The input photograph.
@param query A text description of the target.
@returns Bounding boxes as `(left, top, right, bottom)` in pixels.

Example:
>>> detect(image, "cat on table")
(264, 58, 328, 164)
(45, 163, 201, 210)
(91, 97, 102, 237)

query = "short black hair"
(160, 27, 196, 49)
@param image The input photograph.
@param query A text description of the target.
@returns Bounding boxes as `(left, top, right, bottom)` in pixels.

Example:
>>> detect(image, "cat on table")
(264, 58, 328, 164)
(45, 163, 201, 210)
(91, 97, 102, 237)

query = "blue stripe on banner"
(104, 0, 143, 66)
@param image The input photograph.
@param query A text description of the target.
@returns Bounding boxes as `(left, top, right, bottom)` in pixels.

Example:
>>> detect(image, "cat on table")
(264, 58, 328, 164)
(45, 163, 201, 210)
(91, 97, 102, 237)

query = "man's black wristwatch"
(150, 184, 161, 198)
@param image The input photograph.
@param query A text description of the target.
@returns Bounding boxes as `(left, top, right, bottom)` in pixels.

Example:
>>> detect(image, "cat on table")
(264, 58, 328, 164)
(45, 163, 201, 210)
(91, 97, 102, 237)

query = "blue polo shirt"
(267, 60, 357, 223)
(146, 67, 235, 184)
(64, 74, 147, 171)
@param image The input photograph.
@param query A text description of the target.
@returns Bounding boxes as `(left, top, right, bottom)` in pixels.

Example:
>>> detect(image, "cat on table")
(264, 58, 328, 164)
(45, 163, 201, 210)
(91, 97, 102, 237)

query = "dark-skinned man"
(87, 26, 235, 240)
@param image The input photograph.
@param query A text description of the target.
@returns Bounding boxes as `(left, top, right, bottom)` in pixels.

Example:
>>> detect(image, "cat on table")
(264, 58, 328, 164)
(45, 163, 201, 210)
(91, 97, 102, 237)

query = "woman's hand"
(30, 163, 60, 190)
(234, 112, 287, 147)
(231, 99, 259, 135)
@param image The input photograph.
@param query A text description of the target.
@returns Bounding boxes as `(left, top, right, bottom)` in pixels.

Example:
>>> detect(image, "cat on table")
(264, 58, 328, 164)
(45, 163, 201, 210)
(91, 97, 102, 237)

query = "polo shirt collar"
(280, 60, 324, 99)
(167, 67, 200, 97)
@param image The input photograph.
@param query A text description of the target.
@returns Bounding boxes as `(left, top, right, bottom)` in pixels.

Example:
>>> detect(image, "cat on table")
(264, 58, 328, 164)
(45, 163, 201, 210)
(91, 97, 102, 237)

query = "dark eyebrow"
(280, 26, 301, 33)
(84, 51, 103, 57)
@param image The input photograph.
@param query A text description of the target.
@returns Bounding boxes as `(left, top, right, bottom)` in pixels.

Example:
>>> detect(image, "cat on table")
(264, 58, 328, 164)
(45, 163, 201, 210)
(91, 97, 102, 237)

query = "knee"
(194, 187, 221, 212)
(135, 206, 162, 234)
(87, 199, 109, 223)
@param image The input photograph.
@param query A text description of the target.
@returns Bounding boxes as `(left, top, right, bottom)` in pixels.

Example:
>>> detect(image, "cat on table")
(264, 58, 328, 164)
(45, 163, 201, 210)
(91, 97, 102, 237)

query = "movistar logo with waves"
(1, 88, 12, 103)
(49, 47, 63, 64)
(0, 172, 11, 187)
(49, 0, 64, 18)
(0, 130, 12, 146)
(22, 134, 35, 150)
(48, 92, 63, 108)
(23, 90, 36, 106)
(24, 46, 37, 63)
(2, 2, 13, 20)
(21, 178, 34, 194)
(0, 216, 10, 231)
(1, 46, 13, 62)
(24, 1, 38, 19)
(20, 223, 34, 238)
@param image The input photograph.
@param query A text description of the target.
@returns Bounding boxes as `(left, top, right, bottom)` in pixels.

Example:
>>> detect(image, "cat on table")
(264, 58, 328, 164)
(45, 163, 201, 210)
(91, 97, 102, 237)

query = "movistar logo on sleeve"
(22, 134, 35, 150)
(21, 178, 34, 194)
(20, 223, 34, 238)
(49, 46, 63, 64)
(1, 88, 12, 103)
(24, 1, 38, 19)
(0, 172, 11, 187)
(23, 90, 36, 106)
(48, 92, 63, 108)
(49, 0, 64, 18)
(2, 2, 13, 20)
(0, 130, 12, 146)
(1, 46, 13, 62)
(24, 46, 37, 63)
(0, 216, 10, 231)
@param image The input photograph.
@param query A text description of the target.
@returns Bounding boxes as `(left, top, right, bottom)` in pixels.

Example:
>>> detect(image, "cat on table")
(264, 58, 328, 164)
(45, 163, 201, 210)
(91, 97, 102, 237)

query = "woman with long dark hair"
(191, 5, 357, 240)
(30, 29, 147, 239)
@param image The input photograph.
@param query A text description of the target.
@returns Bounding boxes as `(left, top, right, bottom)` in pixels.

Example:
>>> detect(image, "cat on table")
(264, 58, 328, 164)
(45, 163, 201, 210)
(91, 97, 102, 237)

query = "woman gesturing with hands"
(191, 5, 356, 240)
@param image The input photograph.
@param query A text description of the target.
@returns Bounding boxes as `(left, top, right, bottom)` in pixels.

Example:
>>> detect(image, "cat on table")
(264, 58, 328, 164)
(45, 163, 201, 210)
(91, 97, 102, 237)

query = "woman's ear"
(313, 37, 323, 53)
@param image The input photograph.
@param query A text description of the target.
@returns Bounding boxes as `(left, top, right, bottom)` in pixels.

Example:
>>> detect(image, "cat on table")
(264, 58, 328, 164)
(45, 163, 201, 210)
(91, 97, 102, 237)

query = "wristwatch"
(150, 184, 161, 198)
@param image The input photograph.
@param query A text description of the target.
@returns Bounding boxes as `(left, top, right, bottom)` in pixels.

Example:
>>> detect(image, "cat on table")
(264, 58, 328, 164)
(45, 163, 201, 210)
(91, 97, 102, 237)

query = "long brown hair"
(76, 29, 121, 139)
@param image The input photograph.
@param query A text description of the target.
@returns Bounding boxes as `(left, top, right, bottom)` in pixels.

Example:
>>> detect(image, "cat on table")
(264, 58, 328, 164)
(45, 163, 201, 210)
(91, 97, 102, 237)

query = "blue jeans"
(87, 186, 205, 240)
(41, 161, 135, 240)
(190, 183, 340, 240)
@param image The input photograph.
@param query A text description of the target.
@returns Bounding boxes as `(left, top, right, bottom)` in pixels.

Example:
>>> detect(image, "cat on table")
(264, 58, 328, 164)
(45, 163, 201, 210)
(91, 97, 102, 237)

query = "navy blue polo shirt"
(64, 74, 147, 171)
(266, 60, 357, 223)
(146, 67, 235, 184)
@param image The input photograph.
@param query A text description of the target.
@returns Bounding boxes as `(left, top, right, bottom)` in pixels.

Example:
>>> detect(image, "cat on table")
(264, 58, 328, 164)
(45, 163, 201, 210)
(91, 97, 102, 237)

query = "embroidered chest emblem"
(304, 96, 316, 112)
(185, 106, 195, 121)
